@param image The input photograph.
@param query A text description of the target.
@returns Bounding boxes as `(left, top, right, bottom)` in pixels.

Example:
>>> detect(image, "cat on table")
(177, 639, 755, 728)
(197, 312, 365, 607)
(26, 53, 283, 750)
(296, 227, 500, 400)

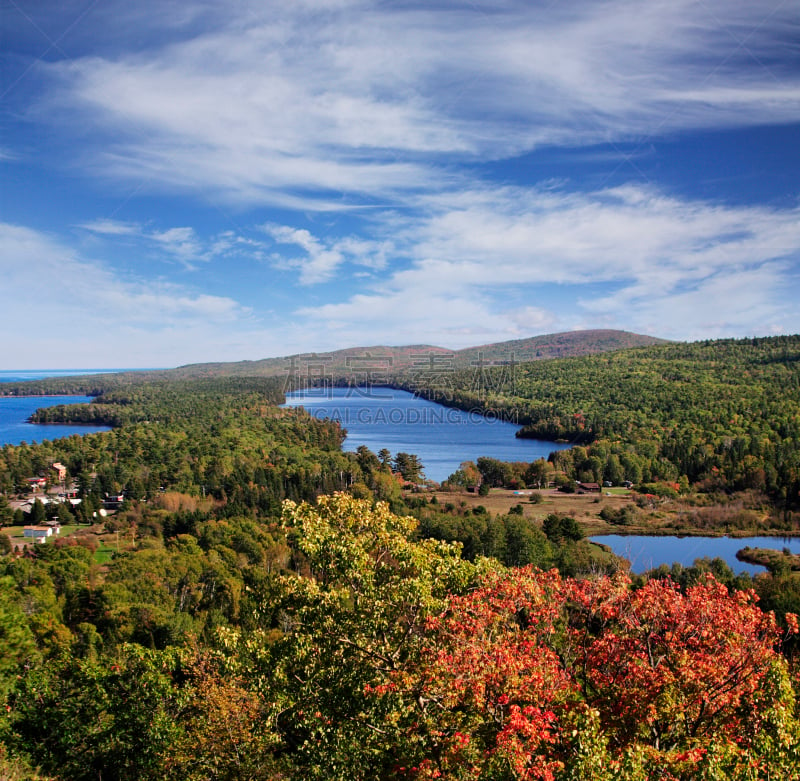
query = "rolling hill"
(0, 330, 667, 395)
(170, 329, 667, 380)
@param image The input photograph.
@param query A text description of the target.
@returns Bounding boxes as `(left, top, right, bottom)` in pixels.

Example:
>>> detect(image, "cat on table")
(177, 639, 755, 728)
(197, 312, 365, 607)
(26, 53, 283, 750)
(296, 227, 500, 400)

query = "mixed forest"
(1, 335, 800, 779)
(400, 335, 800, 512)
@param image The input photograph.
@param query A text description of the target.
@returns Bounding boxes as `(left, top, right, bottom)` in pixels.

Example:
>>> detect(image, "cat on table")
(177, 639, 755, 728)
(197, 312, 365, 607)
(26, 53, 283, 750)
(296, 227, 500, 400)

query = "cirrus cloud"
(296, 183, 800, 345)
(37, 0, 800, 209)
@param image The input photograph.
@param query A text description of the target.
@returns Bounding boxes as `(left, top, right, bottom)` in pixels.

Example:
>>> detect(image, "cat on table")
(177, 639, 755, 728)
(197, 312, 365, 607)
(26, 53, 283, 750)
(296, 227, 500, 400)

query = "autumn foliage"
(4, 495, 799, 780)
(378, 568, 800, 780)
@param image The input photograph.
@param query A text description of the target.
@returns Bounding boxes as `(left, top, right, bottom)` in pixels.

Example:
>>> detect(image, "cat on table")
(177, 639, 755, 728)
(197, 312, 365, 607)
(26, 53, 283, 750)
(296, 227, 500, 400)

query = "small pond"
(590, 534, 800, 575)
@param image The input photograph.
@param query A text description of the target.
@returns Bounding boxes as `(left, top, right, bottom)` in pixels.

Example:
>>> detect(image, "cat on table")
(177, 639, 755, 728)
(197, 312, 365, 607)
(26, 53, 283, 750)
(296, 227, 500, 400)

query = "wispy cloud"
(263, 223, 391, 284)
(3, 0, 799, 366)
(78, 218, 140, 236)
(0, 222, 291, 367)
(39, 0, 800, 208)
(78, 218, 268, 269)
(296, 183, 800, 345)
(408, 184, 800, 288)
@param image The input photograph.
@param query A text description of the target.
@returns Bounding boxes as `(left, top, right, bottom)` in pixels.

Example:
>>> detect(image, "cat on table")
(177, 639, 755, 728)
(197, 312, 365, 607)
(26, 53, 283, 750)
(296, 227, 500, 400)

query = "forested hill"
(171, 329, 666, 379)
(0, 329, 664, 395)
(2, 345, 800, 778)
(398, 334, 800, 507)
(452, 328, 667, 366)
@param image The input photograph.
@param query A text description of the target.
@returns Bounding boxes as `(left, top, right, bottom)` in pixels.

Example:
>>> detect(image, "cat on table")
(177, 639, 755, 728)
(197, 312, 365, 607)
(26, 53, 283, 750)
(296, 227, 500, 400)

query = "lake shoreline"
(736, 546, 800, 572)
(283, 386, 570, 483)
(0, 395, 111, 447)
(589, 532, 800, 575)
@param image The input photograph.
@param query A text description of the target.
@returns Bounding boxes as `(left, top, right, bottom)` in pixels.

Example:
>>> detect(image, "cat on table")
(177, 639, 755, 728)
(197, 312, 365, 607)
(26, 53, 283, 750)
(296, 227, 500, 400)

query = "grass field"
(94, 543, 116, 564)
(426, 487, 787, 538)
(430, 487, 634, 526)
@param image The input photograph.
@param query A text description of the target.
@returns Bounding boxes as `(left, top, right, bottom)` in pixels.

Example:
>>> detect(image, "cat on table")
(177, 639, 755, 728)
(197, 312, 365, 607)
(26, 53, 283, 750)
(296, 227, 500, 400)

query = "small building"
(23, 525, 53, 543)
(103, 493, 125, 509)
(21, 496, 50, 512)
(50, 462, 67, 482)
(27, 477, 47, 492)
(577, 482, 601, 493)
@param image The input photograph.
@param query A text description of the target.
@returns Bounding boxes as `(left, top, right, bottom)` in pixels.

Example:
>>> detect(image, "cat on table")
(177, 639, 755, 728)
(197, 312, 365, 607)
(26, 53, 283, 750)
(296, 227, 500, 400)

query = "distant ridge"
(452, 329, 668, 365)
(167, 344, 454, 379)
(0, 330, 668, 395)
(167, 329, 667, 380)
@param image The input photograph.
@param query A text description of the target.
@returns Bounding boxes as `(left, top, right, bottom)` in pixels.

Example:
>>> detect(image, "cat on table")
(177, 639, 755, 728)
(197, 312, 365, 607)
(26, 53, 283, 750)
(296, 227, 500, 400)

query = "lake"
(0, 395, 111, 447)
(0, 369, 140, 446)
(591, 534, 800, 575)
(282, 385, 570, 482)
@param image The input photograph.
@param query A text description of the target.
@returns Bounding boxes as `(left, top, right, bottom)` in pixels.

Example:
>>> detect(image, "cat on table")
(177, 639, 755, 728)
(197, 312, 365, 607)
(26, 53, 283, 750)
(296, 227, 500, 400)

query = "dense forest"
(1, 338, 800, 778)
(399, 335, 800, 513)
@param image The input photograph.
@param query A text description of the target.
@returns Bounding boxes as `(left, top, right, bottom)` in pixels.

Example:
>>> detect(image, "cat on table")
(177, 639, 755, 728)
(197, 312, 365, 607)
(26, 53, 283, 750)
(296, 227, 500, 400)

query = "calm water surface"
(591, 534, 800, 575)
(0, 369, 138, 446)
(283, 386, 570, 482)
(0, 396, 110, 446)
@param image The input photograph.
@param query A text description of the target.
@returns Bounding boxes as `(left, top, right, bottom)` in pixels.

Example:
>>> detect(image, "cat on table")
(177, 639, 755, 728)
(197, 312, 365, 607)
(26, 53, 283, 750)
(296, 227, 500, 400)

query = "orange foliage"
(378, 569, 795, 780)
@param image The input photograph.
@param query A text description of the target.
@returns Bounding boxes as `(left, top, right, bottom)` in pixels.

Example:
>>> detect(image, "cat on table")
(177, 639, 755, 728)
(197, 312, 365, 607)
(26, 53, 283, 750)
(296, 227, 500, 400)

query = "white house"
(23, 525, 53, 544)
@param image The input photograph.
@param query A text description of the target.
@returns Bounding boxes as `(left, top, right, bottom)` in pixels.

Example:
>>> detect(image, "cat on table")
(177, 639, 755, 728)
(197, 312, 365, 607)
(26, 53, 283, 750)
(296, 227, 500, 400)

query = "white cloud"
(405, 184, 800, 288)
(508, 306, 558, 333)
(149, 226, 205, 266)
(6, 1, 800, 362)
(0, 222, 287, 367)
(38, 0, 800, 208)
(78, 219, 269, 270)
(78, 219, 140, 236)
(296, 287, 516, 349)
(265, 225, 343, 284)
(264, 223, 392, 284)
(296, 184, 800, 345)
(600, 262, 794, 340)
(79, 219, 206, 267)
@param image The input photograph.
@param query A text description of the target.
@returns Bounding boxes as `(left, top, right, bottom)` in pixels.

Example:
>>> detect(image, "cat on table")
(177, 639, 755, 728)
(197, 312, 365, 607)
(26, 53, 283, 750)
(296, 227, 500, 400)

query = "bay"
(591, 534, 800, 575)
(0, 396, 111, 446)
(0, 369, 139, 446)
(282, 386, 570, 483)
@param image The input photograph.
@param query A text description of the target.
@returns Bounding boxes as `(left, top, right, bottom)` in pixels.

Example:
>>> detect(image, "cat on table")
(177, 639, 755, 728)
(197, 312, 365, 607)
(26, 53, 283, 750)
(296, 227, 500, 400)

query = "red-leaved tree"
(379, 568, 799, 780)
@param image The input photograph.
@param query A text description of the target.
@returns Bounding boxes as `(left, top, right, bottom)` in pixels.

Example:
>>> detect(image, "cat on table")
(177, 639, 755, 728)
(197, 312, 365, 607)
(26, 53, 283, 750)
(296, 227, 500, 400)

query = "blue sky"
(2, 0, 799, 369)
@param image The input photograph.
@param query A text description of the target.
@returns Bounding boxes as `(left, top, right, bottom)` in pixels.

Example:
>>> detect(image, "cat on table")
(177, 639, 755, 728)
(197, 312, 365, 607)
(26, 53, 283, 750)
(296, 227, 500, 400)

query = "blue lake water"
(591, 534, 800, 575)
(0, 396, 111, 446)
(282, 386, 570, 482)
(0, 369, 139, 446)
